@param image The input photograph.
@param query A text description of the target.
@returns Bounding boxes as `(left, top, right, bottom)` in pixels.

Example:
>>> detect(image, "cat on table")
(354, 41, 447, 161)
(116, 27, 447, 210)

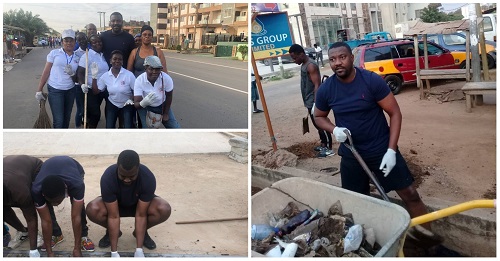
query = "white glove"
(29, 249, 40, 258)
(311, 103, 315, 116)
(139, 92, 157, 108)
(134, 248, 145, 258)
(333, 127, 350, 143)
(90, 62, 99, 79)
(35, 91, 45, 102)
(111, 251, 120, 258)
(81, 84, 90, 94)
(64, 64, 75, 76)
(124, 99, 134, 106)
(379, 148, 397, 177)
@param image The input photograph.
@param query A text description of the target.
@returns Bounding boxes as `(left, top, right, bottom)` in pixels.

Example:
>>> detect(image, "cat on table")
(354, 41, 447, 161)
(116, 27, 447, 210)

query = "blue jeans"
(105, 101, 135, 128)
(74, 84, 84, 128)
(137, 105, 180, 128)
(47, 84, 76, 128)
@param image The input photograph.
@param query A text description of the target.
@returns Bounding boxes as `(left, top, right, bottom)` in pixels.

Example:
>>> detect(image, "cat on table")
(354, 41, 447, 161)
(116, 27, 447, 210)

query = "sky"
(3, 3, 151, 34)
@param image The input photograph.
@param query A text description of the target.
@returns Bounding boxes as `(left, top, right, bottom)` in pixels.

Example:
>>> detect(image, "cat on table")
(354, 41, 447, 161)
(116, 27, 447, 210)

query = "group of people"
(41, 36, 62, 49)
(35, 12, 180, 129)
(276, 42, 437, 237)
(3, 150, 172, 257)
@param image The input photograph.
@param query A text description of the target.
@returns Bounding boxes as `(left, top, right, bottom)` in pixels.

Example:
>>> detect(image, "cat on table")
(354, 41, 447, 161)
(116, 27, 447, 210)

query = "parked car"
(260, 47, 317, 66)
(424, 32, 496, 69)
(353, 39, 466, 94)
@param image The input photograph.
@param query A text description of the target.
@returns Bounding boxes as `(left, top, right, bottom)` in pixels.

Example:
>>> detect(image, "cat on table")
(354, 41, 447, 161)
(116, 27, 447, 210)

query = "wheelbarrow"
(251, 178, 496, 257)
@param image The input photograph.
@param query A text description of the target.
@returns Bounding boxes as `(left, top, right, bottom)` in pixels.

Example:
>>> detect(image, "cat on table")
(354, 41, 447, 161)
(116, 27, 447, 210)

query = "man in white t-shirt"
(133, 56, 180, 128)
(313, 43, 324, 67)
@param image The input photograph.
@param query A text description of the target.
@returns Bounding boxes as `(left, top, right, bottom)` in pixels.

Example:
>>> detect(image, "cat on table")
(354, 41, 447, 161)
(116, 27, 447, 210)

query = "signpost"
(251, 11, 293, 152)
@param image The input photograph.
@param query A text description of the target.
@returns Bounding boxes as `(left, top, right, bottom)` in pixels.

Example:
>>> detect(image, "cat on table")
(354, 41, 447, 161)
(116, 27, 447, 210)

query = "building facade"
(280, 3, 382, 50)
(151, 3, 248, 49)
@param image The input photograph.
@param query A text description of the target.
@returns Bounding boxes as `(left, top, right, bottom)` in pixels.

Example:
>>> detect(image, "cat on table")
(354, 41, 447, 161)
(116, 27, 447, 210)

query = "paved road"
(3, 47, 248, 129)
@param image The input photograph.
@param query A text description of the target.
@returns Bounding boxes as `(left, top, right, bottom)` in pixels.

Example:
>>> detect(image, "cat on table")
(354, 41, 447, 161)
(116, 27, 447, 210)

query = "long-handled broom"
(84, 48, 88, 128)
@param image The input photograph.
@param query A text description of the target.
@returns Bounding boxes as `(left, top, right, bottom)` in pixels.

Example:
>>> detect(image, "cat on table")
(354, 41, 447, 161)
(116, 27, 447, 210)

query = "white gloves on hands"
(90, 62, 99, 79)
(124, 99, 134, 106)
(311, 103, 315, 117)
(139, 92, 157, 108)
(81, 84, 91, 94)
(111, 251, 120, 258)
(29, 249, 40, 258)
(333, 127, 350, 143)
(134, 248, 145, 258)
(35, 91, 45, 102)
(380, 148, 397, 177)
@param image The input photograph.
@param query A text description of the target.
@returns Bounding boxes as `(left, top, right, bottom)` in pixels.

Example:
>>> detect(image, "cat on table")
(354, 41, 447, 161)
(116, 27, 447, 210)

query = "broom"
(84, 48, 88, 128)
(33, 93, 52, 128)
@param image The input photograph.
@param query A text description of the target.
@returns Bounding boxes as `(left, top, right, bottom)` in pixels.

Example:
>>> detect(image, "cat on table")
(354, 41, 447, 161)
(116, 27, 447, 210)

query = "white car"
(38, 39, 47, 46)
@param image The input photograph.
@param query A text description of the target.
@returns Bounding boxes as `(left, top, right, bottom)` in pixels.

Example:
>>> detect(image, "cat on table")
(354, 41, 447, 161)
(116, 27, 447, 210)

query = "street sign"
(251, 12, 293, 60)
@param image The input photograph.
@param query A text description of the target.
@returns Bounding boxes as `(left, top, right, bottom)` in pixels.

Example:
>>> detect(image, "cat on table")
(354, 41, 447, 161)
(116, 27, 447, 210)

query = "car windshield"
(418, 43, 444, 55)
(443, 34, 466, 45)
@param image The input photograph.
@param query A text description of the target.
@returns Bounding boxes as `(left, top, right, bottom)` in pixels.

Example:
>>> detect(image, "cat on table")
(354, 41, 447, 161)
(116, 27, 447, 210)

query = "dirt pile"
(252, 149, 298, 169)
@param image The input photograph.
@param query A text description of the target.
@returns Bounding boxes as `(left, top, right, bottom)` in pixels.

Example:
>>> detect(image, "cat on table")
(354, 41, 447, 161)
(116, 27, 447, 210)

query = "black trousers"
(309, 109, 332, 149)
(48, 201, 88, 237)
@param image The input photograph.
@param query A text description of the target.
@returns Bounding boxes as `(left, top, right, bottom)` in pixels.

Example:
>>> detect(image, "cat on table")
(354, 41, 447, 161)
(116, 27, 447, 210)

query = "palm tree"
(3, 8, 53, 47)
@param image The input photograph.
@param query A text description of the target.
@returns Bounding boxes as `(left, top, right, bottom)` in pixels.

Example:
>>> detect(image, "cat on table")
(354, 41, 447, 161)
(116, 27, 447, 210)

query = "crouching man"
(86, 149, 172, 257)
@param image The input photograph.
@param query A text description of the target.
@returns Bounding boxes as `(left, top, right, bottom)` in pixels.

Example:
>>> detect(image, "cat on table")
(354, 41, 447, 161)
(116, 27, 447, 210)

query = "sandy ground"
(251, 75, 496, 204)
(4, 153, 248, 257)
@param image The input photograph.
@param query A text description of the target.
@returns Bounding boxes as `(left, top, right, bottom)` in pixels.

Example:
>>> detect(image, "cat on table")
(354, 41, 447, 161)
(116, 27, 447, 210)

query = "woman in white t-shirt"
(35, 29, 78, 128)
(93, 50, 136, 128)
(77, 34, 109, 128)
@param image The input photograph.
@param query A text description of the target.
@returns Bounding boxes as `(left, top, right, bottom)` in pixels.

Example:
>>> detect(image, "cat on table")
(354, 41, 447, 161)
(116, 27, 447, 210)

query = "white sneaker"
(7, 231, 28, 249)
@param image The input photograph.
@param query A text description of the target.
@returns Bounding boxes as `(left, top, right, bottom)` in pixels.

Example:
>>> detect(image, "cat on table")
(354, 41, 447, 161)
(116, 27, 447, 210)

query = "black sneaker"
(133, 230, 156, 250)
(98, 230, 122, 248)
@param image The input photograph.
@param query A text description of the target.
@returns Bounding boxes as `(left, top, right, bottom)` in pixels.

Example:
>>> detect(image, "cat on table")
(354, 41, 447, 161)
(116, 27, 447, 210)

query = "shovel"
(342, 129, 390, 201)
(302, 113, 309, 135)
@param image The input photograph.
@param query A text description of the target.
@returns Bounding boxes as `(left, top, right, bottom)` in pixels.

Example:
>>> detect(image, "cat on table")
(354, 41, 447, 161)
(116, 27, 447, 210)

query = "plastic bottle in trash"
(251, 224, 280, 240)
(279, 209, 311, 236)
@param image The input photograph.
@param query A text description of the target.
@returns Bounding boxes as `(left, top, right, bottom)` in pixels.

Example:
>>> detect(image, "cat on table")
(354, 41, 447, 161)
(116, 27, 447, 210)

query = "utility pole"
(97, 11, 104, 31)
(476, 3, 489, 80)
(103, 12, 106, 31)
(468, 4, 481, 82)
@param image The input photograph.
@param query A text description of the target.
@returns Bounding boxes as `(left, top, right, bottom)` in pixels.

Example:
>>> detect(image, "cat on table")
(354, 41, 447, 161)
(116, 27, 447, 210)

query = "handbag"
(145, 75, 165, 129)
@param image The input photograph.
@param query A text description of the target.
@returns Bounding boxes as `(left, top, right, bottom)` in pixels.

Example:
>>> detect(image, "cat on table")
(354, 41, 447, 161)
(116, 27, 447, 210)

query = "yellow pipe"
(398, 199, 496, 257)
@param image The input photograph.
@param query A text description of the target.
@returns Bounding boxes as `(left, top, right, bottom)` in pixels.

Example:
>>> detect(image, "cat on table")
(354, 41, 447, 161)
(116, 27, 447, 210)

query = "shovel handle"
(343, 131, 391, 202)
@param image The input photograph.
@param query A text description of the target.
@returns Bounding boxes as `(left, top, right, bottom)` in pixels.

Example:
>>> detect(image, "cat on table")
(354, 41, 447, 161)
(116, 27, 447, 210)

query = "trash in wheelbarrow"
(251, 177, 410, 257)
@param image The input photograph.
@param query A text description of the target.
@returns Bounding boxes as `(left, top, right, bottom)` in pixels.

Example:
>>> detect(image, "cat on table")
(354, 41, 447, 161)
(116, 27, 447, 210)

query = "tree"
(421, 3, 464, 23)
(3, 9, 52, 47)
(238, 45, 248, 61)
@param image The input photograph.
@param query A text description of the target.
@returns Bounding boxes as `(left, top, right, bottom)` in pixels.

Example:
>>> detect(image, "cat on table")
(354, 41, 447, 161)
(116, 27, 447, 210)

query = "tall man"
(100, 12, 135, 68)
(289, 44, 333, 157)
(86, 23, 97, 37)
(31, 156, 95, 257)
(314, 41, 433, 232)
(4, 155, 44, 257)
(86, 150, 172, 257)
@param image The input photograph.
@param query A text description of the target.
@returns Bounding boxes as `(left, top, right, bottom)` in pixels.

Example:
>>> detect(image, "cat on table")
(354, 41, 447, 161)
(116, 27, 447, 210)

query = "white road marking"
(166, 56, 247, 71)
(170, 71, 248, 94)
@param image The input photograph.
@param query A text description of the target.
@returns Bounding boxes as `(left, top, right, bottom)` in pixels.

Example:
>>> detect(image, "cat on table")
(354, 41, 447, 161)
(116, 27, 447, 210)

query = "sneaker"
(7, 231, 28, 249)
(313, 146, 323, 152)
(317, 148, 335, 158)
(98, 230, 122, 248)
(40, 234, 64, 251)
(252, 109, 263, 113)
(133, 230, 156, 250)
(3, 232, 11, 248)
(81, 237, 95, 252)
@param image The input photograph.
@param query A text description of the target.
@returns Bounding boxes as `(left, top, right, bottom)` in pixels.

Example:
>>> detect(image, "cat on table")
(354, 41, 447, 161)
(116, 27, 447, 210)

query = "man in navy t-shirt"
(100, 12, 135, 68)
(314, 42, 434, 233)
(31, 156, 95, 256)
(86, 150, 172, 258)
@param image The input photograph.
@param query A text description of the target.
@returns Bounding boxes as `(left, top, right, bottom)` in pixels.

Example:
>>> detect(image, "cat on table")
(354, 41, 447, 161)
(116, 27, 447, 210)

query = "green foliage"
(237, 44, 248, 61)
(176, 44, 182, 51)
(420, 4, 464, 23)
(3, 8, 52, 47)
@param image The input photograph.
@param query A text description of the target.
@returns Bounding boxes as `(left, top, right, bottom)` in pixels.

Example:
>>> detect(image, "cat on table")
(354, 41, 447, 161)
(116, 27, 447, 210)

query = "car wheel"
(459, 61, 467, 69)
(487, 54, 495, 69)
(385, 75, 402, 95)
(264, 59, 270, 66)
